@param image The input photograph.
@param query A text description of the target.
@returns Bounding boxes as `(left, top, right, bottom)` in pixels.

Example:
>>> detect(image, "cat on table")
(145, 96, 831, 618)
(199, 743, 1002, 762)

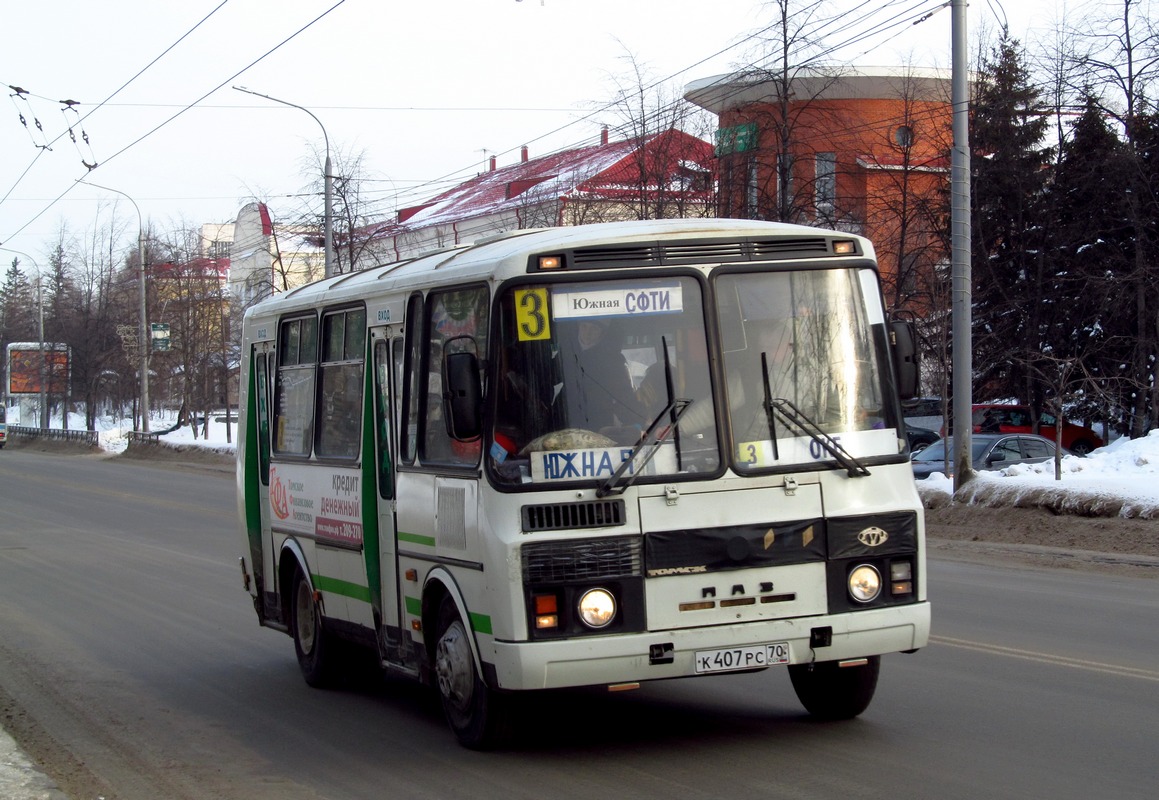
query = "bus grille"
(522, 537, 643, 583)
(568, 236, 837, 268)
(521, 500, 626, 532)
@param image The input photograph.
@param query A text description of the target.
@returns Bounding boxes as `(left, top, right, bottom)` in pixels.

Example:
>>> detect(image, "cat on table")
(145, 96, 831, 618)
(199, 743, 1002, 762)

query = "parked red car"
(943, 404, 1103, 455)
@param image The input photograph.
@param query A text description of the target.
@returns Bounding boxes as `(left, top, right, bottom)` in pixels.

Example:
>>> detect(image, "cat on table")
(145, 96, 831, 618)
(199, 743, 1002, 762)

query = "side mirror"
(890, 320, 919, 400)
(443, 337, 482, 441)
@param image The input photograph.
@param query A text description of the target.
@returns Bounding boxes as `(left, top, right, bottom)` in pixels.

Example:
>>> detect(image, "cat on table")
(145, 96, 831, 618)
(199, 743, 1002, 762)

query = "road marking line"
(931, 635, 1159, 682)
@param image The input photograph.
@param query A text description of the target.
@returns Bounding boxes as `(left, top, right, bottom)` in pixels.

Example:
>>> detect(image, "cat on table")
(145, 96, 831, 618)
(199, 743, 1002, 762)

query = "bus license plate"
(694, 642, 790, 674)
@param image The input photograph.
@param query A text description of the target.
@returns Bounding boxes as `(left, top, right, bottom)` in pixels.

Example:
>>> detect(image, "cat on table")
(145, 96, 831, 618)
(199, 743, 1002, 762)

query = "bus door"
(370, 329, 403, 657)
(393, 287, 487, 642)
(244, 340, 276, 619)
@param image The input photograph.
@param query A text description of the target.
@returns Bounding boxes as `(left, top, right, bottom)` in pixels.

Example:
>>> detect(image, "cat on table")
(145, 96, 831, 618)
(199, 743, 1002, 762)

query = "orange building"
(685, 66, 953, 312)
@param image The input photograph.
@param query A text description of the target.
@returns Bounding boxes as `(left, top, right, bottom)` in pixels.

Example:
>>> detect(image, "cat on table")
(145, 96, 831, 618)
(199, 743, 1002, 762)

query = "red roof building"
(359, 127, 716, 265)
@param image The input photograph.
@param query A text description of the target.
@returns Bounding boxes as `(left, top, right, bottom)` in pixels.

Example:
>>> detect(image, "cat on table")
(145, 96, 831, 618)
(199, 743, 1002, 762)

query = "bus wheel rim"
(295, 580, 316, 652)
(435, 621, 474, 712)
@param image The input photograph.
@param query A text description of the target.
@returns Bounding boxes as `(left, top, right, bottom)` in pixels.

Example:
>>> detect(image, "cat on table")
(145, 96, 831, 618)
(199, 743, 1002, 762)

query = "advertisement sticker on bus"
(269, 464, 363, 547)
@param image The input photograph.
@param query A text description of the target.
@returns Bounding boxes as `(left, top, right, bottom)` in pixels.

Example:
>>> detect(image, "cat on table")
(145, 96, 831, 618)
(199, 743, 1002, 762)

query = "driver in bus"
(566, 318, 641, 439)
(636, 328, 714, 435)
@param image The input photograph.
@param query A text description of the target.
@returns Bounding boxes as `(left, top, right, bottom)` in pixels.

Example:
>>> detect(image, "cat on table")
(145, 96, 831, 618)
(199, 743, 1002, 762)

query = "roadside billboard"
(6, 344, 70, 395)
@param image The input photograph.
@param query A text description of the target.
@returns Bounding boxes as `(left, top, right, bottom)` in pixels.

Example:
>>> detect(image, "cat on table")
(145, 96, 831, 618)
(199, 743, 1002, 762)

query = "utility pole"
(950, 0, 973, 489)
(233, 86, 335, 278)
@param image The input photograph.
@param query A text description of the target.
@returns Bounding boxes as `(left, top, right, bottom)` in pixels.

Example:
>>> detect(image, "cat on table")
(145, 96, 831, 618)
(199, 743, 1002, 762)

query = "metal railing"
(125, 431, 162, 446)
(8, 425, 101, 447)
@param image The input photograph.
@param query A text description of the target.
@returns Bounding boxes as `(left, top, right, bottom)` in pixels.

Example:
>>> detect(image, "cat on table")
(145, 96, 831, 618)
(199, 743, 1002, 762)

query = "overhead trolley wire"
(1, 0, 347, 247)
(0, 1, 232, 218)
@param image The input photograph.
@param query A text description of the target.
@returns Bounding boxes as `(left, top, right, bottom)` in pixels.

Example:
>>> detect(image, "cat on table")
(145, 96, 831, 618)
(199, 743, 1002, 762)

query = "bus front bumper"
(484, 601, 930, 691)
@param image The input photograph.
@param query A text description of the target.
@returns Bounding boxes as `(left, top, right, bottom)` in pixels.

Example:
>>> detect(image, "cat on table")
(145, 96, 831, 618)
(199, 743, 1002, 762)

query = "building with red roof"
(359, 127, 716, 265)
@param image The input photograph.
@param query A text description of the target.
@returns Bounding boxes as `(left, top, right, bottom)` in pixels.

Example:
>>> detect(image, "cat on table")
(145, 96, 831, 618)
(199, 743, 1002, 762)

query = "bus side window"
(422, 286, 488, 465)
(254, 349, 271, 483)
(399, 294, 424, 464)
(373, 337, 394, 499)
(273, 315, 317, 457)
(315, 306, 366, 460)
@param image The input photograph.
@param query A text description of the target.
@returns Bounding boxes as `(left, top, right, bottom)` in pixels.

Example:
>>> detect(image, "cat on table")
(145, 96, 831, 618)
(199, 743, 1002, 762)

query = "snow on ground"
(52, 411, 239, 458)
(49, 411, 1159, 519)
(917, 430, 1159, 519)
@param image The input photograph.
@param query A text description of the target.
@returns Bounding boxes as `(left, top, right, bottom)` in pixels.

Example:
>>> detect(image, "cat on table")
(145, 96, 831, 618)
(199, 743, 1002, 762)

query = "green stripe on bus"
(312, 574, 372, 604)
(398, 531, 437, 547)
(402, 596, 491, 635)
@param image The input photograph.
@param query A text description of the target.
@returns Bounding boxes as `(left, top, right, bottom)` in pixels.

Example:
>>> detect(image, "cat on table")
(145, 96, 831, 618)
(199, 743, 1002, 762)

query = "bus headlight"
(848, 564, 882, 603)
(577, 588, 616, 629)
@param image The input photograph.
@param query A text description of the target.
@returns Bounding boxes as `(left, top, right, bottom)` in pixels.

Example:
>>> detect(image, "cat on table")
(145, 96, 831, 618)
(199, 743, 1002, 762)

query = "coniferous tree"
(1045, 94, 1132, 426)
(1126, 106, 1159, 432)
(1, 258, 38, 346)
(969, 33, 1052, 411)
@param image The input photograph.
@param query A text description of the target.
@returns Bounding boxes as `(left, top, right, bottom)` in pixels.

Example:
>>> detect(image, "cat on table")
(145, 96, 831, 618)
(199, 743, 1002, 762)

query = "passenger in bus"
(636, 330, 714, 434)
(565, 318, 641, 439)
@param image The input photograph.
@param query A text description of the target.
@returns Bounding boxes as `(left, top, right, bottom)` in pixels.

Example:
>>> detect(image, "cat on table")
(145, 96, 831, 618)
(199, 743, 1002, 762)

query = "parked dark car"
(911, 433, 1063, 480)
(905, 423, 940, 452)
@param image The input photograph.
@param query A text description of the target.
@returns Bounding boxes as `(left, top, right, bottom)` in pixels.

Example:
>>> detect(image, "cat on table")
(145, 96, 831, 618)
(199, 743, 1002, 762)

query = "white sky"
(1, 0, 1061, 263)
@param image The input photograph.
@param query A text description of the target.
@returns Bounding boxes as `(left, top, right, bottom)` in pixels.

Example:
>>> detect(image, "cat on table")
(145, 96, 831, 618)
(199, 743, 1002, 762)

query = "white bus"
(236, 218, 928, 748)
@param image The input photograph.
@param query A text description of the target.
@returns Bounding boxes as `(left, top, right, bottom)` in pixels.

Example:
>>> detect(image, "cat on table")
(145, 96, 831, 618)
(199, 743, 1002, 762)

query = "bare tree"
(298, 143, 383, 273)
(602, 49, 718, 221)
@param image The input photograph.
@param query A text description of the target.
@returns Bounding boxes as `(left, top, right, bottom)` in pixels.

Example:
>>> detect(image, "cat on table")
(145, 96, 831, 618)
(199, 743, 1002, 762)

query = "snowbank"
(917, 430, 1159, 519)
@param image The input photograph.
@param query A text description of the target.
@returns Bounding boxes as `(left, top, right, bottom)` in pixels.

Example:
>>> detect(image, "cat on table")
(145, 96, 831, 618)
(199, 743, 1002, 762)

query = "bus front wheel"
(434, 596, 508, 749)
(788, 655, 880, 720)
(291, 566, 335, 687)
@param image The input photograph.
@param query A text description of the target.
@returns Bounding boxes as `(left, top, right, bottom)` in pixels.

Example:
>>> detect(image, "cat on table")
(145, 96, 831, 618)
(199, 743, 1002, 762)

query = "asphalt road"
(0, 449, 1156, 799)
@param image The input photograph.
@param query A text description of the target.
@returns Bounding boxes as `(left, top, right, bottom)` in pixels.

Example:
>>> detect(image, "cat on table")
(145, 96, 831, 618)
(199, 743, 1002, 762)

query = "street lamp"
(0, 246, 48, 429)
(233, 86, 335, 279)
(80, 180, 150, 432)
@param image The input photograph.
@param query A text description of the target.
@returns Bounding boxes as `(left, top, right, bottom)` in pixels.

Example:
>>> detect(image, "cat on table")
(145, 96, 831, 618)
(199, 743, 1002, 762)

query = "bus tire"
(291, 566, 335, 687)
(788, 655, 880, 720)
(434, 595, 508, 749)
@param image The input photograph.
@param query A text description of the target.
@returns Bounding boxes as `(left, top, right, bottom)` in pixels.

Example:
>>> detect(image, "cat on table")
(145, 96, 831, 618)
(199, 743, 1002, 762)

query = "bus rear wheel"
(788, 655, 880, 720)
(291, 566, 335, 687)
(434, 596, 508, 749)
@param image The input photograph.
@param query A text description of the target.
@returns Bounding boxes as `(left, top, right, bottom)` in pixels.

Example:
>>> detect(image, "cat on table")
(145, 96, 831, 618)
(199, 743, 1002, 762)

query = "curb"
(0, 727, 67, 800)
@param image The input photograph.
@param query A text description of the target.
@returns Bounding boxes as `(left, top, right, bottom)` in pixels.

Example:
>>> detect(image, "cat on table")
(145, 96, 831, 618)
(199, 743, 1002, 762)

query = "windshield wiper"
(596, 398, 692, 497)
(657, 335, 684, 469)
(759, 353, 869, 478)
(767, 397, 870, 478)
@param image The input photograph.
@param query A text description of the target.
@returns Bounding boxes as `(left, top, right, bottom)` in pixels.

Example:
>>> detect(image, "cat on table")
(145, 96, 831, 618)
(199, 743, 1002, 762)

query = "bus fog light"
(890, 561, 912, 581)
(848, 564, 882, 603)
(577, 588, 616, 629)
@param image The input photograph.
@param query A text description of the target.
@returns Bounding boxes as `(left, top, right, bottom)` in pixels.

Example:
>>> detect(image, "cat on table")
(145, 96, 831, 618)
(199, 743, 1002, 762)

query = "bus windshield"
(718, 268, 897, 472)
(489, 275, 719, 487)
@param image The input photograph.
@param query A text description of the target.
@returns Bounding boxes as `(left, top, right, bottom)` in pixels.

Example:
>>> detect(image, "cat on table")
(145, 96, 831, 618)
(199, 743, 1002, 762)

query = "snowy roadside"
(916, 429, 1159, 520)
